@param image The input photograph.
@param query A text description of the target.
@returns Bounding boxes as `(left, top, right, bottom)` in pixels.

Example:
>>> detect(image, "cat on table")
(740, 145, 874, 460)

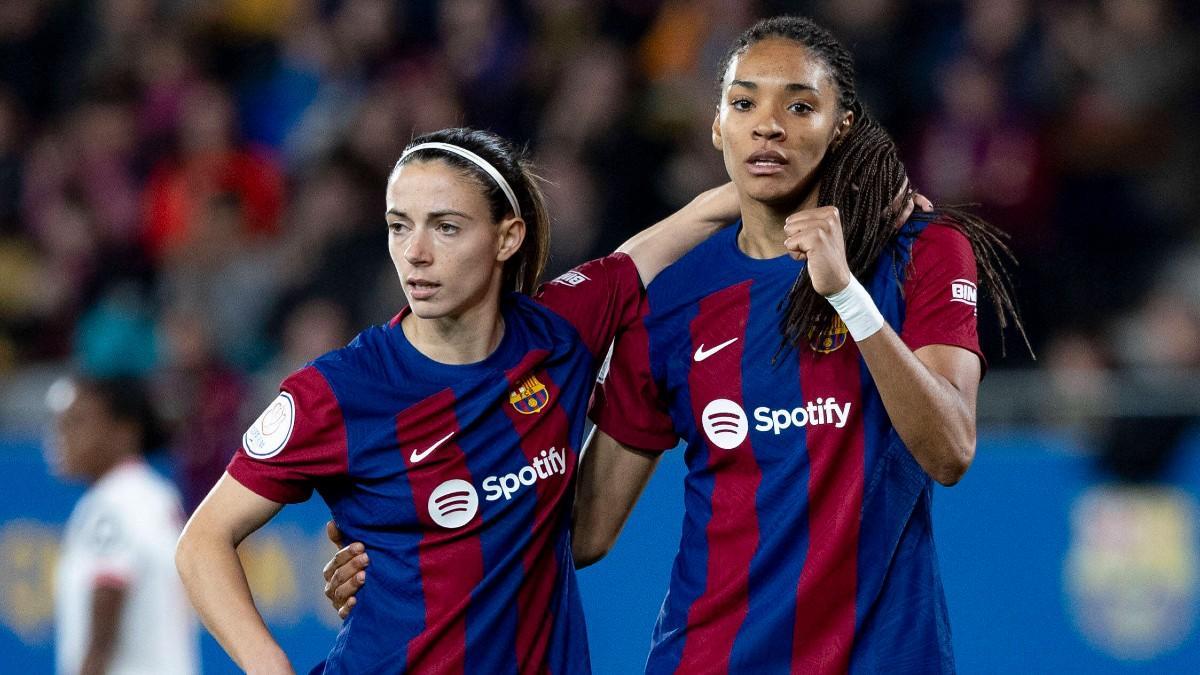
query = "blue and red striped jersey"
(229, 253, 643, 675)
(592, 215, 982, 674)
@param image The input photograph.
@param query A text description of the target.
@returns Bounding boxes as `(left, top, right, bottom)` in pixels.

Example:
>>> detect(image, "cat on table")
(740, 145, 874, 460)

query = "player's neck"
(402, 299, 506, 365)
(737, 189, 818, 259)
(89, 452, 140, 484)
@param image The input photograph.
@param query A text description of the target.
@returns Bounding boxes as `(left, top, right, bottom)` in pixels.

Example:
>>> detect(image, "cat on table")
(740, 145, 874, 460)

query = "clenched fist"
(783, 206, 852, 297)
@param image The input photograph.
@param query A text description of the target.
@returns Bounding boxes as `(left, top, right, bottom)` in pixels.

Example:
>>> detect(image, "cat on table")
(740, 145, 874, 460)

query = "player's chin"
(740, 175, 805, 204)
(404, 294, 451, 320)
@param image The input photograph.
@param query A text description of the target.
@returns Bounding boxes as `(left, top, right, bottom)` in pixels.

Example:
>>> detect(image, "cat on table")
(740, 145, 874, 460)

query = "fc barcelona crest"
(509, 375, 550, 414)
(809, 316, 849, 354)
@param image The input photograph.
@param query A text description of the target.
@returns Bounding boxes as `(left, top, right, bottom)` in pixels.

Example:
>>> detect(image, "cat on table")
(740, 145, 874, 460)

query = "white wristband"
(824, 276, 885, 341)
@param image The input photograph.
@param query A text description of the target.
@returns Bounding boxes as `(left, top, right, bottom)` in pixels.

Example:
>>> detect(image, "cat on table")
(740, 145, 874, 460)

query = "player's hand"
(891, 180, 934, 229)
(322, 520, 368, 620)
(783, 206, 852, 297)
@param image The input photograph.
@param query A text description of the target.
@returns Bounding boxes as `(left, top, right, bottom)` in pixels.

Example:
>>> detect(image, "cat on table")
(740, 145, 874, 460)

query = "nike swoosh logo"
(694, 337, 738, 362)
(410, 432, 455, 463)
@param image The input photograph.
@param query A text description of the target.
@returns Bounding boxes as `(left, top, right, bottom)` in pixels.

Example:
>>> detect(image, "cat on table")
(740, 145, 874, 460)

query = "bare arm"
(856, 336, 979, 485)
(618, 183, 739, 285)
(784, 206, 979, 486)
(78, 584, 126, 675)
(176, 473, 292, 674)
(572, 428, 661, 568)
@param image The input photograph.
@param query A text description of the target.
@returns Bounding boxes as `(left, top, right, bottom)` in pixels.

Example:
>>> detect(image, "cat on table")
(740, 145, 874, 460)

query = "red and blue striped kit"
(593, 215, 982, 674)
(230, 254, 643, 675)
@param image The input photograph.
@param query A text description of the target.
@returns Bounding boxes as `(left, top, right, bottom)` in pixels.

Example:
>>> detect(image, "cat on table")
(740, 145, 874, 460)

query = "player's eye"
(730, 98, 753, 111)
(435, 222, 460, 235)
(387, 221, 409, 234)
(788, 101, 814, 114)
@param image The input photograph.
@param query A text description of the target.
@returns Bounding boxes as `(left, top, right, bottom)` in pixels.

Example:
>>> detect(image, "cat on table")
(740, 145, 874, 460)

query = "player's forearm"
(79, 584, 126, 675)
(177, 475, 293, 674)
(618, 183, 739, 285)
(176, 528, 294, 674)
(855, 327, 977, 486)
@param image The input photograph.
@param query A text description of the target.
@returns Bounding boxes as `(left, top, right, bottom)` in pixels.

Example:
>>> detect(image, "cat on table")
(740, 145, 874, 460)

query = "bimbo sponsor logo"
(427, 479, 479, 529)
(552, 270, 589, 287)
(950, 279, 977, 307)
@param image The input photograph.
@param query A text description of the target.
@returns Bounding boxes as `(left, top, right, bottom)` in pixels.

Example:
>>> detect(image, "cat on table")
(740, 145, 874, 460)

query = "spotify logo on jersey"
(428, 479, 479, 529)
(701, 398, 748, 450)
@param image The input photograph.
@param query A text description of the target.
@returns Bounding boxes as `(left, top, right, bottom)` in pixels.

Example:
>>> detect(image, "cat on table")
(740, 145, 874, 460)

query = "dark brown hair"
(718, 16, 1028, 355)
(394, 128, 550, 295)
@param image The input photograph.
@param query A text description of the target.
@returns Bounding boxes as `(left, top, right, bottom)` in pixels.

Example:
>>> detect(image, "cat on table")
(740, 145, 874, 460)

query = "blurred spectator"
(142, 81, 283, 262)
(45, 375, 198, 675)
(153, 305, 249, 513)
(255, 295, 352, 405)
(0, 0, 1194, 462)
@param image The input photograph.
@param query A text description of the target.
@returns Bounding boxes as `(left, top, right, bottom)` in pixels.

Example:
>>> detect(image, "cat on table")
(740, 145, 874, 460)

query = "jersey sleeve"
(588, 297, 679, 452)
(900, 221, 986, 371)
(80, 501, 138, 587)
(534, 252, 644, 357)
(226, 365, 349, 503)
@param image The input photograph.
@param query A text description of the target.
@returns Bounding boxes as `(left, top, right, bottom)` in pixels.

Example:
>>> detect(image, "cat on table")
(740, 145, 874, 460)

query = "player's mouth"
(746, 150, 788, 176)
(406, 278, 441, 301)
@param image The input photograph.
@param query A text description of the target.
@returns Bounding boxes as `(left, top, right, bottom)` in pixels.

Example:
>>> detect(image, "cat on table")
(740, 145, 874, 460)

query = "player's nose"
(404, 227, 434, 265)
(752, 109, 786, 141)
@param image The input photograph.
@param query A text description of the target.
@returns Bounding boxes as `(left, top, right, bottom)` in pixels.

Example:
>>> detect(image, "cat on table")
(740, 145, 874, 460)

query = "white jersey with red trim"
(54, 460, 198, 675)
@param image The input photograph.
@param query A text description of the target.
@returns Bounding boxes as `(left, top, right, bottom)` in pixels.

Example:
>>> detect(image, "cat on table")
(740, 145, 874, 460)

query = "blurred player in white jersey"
(47, 375, 198, 675)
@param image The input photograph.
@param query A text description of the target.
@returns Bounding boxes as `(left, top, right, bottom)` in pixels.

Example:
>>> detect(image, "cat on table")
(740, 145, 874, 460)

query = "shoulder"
(534, 253, 640, 316)
(302, 322, 400, 391)
(655, 224, 739, 281)
(900, 213, 974, 259)
(647, 225, 744, 309)
(511, 292, 582, 347)
(97, 464, 181, 518)
(888, 213, 977, 285)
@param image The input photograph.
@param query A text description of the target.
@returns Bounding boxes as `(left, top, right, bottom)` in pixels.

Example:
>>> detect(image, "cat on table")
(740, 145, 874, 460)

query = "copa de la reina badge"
(243, 392, 296, 459)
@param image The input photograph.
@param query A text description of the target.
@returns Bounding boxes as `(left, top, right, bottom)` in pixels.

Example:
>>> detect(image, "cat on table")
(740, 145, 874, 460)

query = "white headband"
(399, 142, 521, 217)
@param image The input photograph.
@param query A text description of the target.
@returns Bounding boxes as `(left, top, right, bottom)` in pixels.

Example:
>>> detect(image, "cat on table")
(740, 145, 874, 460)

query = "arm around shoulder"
(618, 183, 739, 285)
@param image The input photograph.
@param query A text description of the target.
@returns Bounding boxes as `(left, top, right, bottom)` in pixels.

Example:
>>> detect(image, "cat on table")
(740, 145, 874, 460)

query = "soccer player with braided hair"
(575, 15, 1026, 672)
(323, 15, 1026, 674)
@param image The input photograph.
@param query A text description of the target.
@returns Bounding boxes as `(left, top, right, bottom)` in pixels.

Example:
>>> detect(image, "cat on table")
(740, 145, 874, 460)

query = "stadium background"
(1, 0, 1198, 671)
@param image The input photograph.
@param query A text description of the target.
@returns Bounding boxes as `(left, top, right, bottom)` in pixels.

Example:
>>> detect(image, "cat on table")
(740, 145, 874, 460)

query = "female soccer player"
(328, 14, 1025, 674)
(174, 127, 739, 674)
(578, 16, 1025, 673)
(47, 376, 197, 675)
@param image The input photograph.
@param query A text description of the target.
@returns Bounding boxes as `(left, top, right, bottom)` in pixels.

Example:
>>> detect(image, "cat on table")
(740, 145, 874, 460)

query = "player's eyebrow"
(386, 208, 473, 220)
(729, 79, 820, 94)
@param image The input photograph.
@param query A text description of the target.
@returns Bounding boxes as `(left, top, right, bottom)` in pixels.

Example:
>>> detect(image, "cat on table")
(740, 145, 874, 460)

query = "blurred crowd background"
(2, 0, 1199, 487)
(1, 0, 1199, 671)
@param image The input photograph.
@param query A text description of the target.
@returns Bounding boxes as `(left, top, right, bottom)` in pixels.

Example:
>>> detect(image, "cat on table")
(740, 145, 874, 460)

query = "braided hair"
(717, 16, 1028, 355)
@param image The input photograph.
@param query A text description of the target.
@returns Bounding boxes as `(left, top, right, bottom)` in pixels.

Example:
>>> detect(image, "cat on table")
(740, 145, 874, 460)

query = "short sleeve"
(227, 366, 349, 503)
(535, 253, 644, 357)
(588, 297, 678, 452)
(81, 503, 137, 586)
(900, 222, 986, 371)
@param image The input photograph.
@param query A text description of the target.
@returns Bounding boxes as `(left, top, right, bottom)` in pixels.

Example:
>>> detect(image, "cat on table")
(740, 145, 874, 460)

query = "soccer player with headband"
(325, 14, 1028, 674)
(175, 126, 743, 674)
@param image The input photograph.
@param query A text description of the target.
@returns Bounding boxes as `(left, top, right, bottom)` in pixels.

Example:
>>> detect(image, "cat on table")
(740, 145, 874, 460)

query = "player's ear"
(496, 216, 525, 262)
(831, 110, 854, 145)
(712, 110, 723, 151)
